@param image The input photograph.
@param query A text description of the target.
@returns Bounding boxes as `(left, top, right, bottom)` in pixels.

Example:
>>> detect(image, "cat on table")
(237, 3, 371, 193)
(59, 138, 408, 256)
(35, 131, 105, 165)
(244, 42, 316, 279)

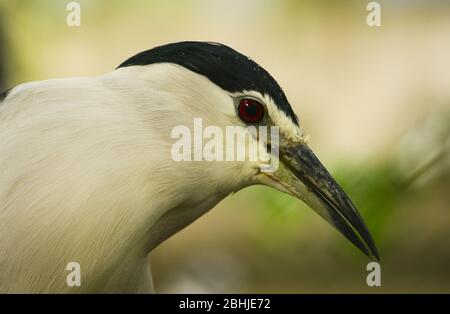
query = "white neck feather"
(0, 64, 251, 292)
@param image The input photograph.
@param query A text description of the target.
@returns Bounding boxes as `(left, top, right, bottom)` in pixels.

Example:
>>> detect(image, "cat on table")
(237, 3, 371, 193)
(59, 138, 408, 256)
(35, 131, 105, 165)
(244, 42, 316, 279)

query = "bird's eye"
(237, 98, 265, 124)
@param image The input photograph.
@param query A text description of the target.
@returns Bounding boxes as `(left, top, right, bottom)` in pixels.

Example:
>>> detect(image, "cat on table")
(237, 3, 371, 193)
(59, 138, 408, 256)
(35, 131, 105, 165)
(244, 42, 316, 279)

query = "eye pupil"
(238, 99, 265, 123)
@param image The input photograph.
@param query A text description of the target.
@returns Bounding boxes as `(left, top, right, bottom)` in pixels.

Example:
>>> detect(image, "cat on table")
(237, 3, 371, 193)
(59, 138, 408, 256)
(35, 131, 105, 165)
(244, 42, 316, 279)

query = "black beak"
(281, 143, 379, 260)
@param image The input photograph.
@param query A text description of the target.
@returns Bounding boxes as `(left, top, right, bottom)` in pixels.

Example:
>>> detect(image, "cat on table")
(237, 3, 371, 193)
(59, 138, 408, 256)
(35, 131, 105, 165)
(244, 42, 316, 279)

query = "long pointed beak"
(269, 142, 379, 260)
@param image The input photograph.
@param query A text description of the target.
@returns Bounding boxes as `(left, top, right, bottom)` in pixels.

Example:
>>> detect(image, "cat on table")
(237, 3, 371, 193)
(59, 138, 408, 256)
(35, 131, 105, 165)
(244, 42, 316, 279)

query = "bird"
(0, 41, 378, 293)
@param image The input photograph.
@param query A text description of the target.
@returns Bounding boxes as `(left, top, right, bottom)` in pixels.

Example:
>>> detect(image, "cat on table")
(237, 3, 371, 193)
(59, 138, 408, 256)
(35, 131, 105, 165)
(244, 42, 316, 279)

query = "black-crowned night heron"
(0, 41, 378, 293)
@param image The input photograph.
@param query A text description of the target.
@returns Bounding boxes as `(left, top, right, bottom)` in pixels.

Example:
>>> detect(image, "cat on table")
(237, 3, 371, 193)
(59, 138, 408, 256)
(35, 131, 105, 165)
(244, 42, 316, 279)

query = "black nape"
(118, 41, 299, 126)
(0, 88, 10, 102)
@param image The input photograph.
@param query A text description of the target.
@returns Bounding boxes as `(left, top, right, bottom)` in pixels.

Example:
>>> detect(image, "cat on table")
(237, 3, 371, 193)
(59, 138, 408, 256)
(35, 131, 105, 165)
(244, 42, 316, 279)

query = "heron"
(0, 41, 378, 293)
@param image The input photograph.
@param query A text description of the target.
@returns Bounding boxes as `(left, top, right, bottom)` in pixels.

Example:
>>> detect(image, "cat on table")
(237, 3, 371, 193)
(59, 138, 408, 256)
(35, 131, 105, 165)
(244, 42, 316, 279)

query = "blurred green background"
(0, 0, 449, 292)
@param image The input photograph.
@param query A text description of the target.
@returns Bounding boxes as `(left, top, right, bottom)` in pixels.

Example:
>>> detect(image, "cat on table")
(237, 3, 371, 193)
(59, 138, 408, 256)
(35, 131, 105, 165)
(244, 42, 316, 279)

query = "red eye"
(237, 98, 265, 123)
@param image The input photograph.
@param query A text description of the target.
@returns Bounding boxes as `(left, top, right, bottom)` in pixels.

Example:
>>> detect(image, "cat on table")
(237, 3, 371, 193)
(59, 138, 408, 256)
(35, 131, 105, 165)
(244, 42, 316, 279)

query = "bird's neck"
(144, 192, 229, 252)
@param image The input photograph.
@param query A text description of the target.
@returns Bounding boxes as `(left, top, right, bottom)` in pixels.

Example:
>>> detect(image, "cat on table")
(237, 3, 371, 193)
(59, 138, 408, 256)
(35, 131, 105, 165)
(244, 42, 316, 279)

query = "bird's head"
(116, 41, 378, 260)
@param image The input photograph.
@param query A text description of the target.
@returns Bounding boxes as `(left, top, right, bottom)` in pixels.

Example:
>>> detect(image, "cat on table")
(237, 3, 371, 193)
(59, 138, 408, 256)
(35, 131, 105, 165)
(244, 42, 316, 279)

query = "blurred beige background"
(1, 0, 449, 292)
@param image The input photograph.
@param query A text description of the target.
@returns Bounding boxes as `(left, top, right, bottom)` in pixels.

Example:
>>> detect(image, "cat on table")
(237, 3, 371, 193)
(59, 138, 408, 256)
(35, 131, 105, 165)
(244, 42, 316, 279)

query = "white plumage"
(0, 43, 378, 292)
(0, 63, 298, 292)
